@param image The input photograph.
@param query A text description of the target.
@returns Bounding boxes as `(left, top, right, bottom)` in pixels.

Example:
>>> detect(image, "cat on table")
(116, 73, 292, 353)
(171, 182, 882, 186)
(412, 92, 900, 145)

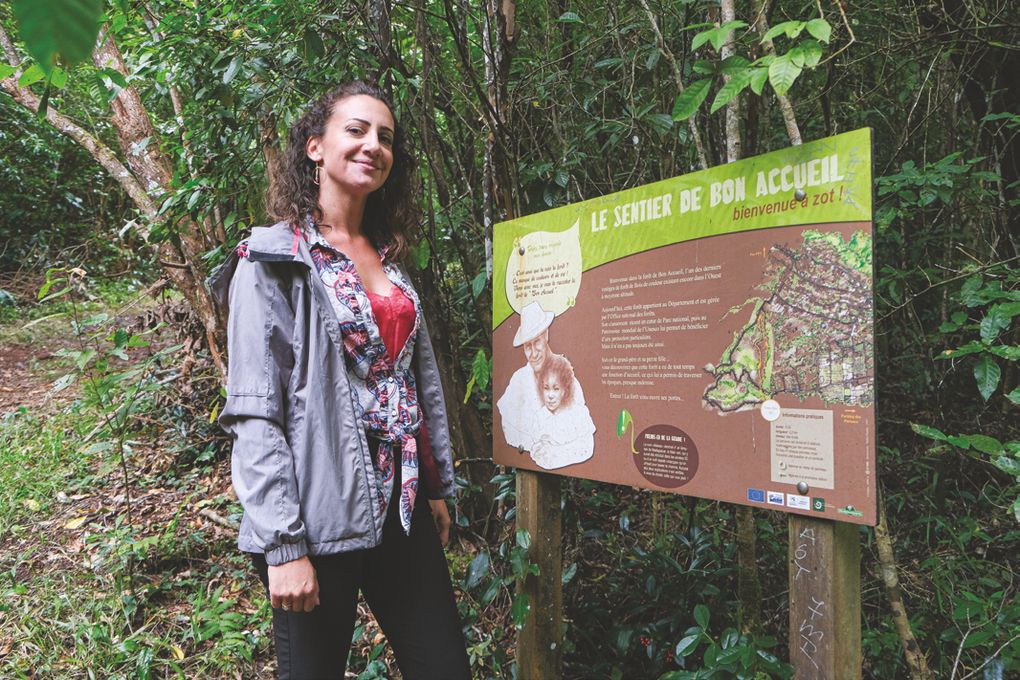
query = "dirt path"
(0, 341, 74, 413)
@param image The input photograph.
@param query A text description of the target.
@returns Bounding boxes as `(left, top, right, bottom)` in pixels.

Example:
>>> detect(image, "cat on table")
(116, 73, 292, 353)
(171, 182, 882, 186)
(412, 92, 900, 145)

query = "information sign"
(493, 129, 876, 525)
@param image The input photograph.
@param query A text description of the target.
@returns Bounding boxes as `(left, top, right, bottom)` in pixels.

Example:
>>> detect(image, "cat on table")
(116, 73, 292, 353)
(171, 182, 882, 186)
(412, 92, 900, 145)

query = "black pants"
(251, 499, 470, 680)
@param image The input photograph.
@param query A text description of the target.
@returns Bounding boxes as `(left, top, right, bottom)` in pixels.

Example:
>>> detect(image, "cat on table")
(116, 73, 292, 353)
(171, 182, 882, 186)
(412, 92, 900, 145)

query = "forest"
(0, 0, 1017, 678)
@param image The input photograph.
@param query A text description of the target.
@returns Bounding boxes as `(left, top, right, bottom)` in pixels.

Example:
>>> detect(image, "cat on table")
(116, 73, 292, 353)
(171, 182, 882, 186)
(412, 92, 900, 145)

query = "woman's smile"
(307, 94, 395, 197)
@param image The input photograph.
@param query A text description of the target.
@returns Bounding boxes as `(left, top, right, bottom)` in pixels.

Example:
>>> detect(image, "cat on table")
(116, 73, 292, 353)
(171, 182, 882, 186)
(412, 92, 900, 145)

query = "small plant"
(661, 604, 791, 679)
(912, 263, 1019, 520)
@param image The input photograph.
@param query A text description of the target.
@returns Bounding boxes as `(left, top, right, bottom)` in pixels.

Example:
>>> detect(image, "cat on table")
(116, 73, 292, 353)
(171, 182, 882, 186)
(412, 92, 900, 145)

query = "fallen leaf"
(63, 516, 88, 530)
(171, 645, 185, 661)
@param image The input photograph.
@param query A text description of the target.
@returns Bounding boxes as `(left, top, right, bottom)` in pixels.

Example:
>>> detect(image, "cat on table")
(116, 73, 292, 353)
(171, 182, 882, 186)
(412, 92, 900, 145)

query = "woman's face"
(542, 376, 564, 413)
(306, 94, 395, 198)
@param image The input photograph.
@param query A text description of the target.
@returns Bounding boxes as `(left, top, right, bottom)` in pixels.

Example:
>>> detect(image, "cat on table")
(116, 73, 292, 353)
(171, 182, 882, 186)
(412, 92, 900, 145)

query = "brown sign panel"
(492, 130, 876, 525)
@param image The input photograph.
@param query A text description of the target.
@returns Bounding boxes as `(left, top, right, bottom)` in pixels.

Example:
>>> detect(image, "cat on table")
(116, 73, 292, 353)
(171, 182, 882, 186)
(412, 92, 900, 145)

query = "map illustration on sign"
(492, 129, 877, 525)
(703, 229, 874, 414)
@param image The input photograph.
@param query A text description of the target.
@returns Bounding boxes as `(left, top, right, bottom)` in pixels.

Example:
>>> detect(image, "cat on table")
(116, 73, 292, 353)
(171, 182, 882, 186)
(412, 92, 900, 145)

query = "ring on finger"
(281, 602, 291, 611)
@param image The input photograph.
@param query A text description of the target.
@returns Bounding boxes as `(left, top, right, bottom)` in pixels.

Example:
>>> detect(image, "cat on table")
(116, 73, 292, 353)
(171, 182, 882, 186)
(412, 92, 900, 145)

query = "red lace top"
(367, 286, 443, 498)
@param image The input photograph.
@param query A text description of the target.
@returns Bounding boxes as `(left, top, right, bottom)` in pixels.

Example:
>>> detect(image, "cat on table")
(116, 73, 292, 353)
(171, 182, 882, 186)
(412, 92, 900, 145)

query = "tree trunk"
(717, 0, 762, 636)
(875, 488, 935, 679)
(92, 28, 226, 378)
(1, 24, 227, 378)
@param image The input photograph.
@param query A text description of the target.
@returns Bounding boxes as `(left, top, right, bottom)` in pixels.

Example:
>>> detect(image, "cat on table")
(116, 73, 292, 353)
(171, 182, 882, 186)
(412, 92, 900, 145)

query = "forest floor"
(0, 289, 401, 678)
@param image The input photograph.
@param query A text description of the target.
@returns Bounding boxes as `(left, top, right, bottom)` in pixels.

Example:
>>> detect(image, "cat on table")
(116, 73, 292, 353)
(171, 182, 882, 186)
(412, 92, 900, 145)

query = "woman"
(208, 80, 471, 679)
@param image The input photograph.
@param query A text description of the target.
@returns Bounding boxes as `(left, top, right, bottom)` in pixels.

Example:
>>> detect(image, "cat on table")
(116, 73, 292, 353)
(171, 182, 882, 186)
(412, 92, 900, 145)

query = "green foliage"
(1, 0, 1018, 677)
(673, 13, 833, 119)
(463, 348, 493, 403)
(659, 604, 790, 679)
(13, 0, 103, 71)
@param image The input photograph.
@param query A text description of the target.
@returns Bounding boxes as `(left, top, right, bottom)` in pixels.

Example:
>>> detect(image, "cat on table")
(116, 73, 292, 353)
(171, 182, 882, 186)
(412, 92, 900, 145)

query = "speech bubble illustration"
(505, 220, 582, 316)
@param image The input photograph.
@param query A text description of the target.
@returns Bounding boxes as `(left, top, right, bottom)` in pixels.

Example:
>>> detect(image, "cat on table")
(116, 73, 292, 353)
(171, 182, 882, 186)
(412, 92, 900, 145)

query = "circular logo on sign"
(634, 424, 699, 488)
(760, 399, 781, 421)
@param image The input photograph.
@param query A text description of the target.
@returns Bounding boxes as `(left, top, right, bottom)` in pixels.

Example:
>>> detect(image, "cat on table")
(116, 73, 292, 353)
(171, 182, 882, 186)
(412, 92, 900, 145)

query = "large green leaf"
(510, 593, 531, 628)
(806, 18, 833, 44)
(471, 348, 491, 391)
(974, 355, 1001, 401)
(709, 21, 748, 52)
(671, 79, 711, 120)
(768, 54, 802, 96)
(980, 306, 1012, 343)
(465, 552, 490, 589)
(17, 63, 46, 88)
(13, 0, 103, 73)
(675, 633, 701, 657)
(800, 39, 824, 68)
(710, 70, 752, 114)
(762, 21, 805, 43)
(749, 67, 770, 95)
(694, 604, 710, 629)
(911, 423, 948, 442)
(962, 434, 1003, 455)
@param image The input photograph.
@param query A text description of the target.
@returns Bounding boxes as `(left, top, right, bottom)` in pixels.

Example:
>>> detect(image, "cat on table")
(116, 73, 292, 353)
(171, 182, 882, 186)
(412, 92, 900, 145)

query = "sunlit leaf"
(762, 21, 804, 43)
(671, 79, 711, 120)
(768, 54, 802, 96)
(800, 39, 824, 68)
(749, 67, 770, 95)
(675, 633, 701, 657)
(471, 348, 491, 391)
(18, 63, 46, 88)
(710, 70, 752, 114)
(911, 422, 948, 442)
(806, 18, 832, 44)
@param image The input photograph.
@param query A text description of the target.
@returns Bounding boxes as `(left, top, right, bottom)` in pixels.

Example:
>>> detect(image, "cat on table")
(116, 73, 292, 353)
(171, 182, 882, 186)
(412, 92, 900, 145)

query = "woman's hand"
(267, 556, 320, 613)
(428, 498, 452, 547)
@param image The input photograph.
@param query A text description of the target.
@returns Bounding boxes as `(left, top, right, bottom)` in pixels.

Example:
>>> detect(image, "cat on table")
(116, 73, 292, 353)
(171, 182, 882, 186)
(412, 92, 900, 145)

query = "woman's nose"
(362, 132, 381, 153)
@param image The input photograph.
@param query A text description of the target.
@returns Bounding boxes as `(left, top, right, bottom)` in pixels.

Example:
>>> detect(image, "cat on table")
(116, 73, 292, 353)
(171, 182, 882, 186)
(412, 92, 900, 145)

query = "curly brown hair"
(266, 81, 417, 258)
(536, 354, 576, 410)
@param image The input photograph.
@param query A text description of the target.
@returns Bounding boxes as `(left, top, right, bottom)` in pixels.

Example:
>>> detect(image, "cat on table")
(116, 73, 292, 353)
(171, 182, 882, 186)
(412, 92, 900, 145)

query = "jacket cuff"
(264, 540, 309, 566)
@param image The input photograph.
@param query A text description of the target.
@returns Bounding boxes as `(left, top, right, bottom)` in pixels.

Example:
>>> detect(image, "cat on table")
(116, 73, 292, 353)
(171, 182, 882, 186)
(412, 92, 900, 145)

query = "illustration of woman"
(528, 354, 596, 469)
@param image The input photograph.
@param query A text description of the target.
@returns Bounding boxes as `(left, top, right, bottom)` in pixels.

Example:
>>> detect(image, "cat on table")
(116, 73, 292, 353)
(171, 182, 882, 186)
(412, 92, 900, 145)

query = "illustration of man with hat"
(496, 301, 586, 450)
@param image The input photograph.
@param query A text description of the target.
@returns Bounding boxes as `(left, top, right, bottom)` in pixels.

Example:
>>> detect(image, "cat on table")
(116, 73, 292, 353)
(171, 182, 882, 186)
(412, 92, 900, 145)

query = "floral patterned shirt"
(304, 225, 422, 534)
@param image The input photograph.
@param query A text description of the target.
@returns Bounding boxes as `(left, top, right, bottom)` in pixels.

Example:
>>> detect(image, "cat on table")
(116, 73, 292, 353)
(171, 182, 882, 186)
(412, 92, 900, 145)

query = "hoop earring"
(313, 162, 322, 185)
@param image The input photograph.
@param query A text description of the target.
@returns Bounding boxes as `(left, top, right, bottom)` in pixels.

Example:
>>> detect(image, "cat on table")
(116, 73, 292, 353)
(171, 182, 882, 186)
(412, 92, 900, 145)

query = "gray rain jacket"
(207, 221, 456, 566)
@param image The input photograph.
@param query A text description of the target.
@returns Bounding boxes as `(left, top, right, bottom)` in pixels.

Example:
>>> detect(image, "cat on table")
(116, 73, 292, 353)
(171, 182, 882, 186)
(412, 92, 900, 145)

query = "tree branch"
(0, 25, 157, 231)
(637, 0, 709, 170)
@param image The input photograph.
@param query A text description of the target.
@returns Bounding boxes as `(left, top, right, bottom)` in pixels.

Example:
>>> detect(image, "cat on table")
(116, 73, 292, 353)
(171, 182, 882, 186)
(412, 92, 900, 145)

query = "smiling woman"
(211, 81, 471, 679)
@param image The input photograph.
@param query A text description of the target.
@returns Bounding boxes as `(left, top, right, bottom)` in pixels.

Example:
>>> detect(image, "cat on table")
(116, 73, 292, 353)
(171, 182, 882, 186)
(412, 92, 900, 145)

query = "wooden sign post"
(516, 469, 563, 678)
(789, 516, 861, 679)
